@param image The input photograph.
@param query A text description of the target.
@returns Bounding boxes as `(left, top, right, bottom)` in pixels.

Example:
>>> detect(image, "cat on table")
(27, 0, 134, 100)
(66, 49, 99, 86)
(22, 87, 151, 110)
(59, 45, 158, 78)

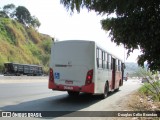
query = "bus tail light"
(49, 68, 54, 81)
(85, 69, 93, 85)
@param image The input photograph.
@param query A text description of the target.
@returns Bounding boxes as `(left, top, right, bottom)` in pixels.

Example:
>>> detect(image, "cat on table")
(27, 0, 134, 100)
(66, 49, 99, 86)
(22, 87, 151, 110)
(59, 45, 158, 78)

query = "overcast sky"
(0, 0, 141, 62)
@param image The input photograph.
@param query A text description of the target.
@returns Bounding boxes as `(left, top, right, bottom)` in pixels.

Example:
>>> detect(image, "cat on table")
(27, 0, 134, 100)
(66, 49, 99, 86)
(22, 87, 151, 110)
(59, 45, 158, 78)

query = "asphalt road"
(0, 77, 142, 118)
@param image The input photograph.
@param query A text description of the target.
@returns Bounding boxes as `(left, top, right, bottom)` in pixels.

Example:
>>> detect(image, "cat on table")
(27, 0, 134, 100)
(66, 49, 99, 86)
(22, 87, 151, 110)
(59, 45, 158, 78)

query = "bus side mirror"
(122, 63, 126, 70)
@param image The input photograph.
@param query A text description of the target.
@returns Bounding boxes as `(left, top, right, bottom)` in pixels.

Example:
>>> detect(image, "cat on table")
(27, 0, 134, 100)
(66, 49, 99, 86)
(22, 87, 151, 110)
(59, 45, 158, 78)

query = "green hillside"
(0, 18, 52, 73)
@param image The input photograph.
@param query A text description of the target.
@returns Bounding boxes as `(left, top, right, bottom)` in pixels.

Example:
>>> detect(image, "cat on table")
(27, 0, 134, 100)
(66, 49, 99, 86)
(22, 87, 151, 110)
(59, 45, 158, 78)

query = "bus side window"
(99, 49, 102, 68)
(96, 48, 99, 68)
(107, 54, 110, 69)
(111, 56, 113, 70)
(102, 51, 105, 69)
(118, 60, 121, 71)
(105, 52, 108, 69)
(116, 59, 118, 71)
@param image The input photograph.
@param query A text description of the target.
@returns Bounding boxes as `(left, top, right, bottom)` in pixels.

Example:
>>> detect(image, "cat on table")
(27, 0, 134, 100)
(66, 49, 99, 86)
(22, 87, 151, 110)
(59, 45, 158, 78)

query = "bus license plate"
(65, 80, 73, 84)
(64, 86, 73, 90)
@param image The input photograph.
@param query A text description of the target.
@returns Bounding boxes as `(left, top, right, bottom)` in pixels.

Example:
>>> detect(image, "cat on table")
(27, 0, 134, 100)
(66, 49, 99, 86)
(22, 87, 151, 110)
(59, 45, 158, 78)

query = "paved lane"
(0, 78, 142, 113)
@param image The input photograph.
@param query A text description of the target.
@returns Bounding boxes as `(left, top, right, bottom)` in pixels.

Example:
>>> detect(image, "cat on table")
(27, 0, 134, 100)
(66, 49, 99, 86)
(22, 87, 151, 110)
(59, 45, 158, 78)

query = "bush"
(139, 69, 160, 101)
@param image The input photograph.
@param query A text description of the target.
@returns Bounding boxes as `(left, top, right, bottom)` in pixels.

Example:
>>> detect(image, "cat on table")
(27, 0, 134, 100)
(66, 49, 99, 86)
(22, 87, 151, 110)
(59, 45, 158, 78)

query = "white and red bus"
(48, 40, 124, 98)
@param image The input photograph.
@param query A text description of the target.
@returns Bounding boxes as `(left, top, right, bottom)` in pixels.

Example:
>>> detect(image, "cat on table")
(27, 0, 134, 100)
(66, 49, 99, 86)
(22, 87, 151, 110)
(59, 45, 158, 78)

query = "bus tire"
(115, 87, 119, 92)
(101, 82, 109, 99)
(67, 91, 79, 97)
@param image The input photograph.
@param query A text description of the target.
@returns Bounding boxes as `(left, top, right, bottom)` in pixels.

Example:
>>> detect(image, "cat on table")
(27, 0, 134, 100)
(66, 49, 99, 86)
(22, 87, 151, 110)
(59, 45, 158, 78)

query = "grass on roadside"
(139, 81, 160, 101)
(125, 68, 160, 120)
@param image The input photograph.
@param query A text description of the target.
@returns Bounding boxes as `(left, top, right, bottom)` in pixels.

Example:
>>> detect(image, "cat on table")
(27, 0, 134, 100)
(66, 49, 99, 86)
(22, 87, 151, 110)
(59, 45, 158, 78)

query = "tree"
(1, 4, 41, 28)
(60, 0, 160, 71)
(30, 16, 41, 29)
(15, 6, 31, 26)
(3, 4, 15, 18)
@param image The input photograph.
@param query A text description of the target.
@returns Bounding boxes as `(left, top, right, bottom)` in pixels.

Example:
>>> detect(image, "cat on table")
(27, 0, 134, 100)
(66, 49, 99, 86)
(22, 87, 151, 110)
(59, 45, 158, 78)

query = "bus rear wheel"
(67, 91, 79, 97)
(101, 83, 109, 99)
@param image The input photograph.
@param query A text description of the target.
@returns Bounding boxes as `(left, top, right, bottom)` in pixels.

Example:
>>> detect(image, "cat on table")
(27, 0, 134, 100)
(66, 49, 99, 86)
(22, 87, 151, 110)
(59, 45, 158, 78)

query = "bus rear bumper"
(49, 82, 94, 94)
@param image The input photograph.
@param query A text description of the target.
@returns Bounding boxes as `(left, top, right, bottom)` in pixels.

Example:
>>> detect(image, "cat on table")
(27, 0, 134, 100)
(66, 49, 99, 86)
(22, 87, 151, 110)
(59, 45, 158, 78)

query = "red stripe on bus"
(49, 83, 94, 94)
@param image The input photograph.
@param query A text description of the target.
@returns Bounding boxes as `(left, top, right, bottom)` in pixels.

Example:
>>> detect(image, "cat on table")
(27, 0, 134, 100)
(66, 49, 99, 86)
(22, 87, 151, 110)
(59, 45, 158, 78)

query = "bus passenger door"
(112, 58, 116, 90)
